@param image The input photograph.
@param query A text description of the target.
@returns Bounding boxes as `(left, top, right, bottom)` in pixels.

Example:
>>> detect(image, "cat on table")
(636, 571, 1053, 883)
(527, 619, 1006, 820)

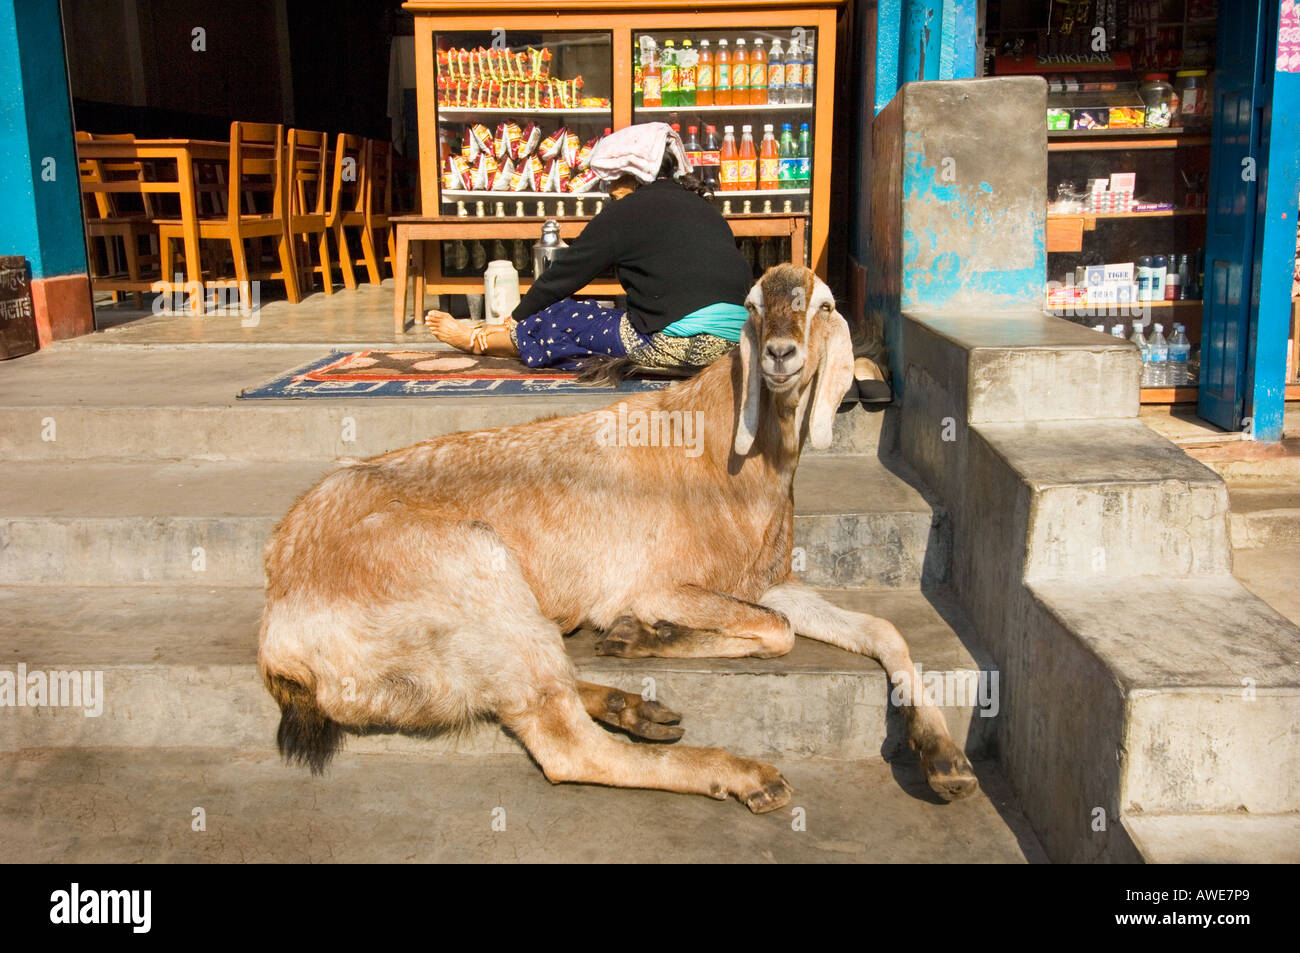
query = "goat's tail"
(574, 355, 636, 388)
(264, 671, 343, 775)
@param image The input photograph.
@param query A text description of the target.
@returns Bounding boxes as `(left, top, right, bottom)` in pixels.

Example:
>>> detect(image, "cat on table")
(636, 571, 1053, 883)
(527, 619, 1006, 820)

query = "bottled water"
(1132, 321, 1153, 387)
(1168, 322, 1191, 387)
(1148, 323, 1170, 387)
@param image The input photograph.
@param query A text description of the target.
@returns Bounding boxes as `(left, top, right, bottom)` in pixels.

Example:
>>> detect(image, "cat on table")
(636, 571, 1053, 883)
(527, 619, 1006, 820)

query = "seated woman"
(425, 122, 752, 375)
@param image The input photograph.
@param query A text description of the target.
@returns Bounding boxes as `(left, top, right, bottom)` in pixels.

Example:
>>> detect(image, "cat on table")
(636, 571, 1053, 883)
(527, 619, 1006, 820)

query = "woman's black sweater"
(510, 178, 754, 335)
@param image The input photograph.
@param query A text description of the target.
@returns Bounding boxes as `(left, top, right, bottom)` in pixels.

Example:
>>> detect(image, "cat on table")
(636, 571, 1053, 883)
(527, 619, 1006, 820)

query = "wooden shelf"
(1048, 129, 1212, 151)
(436, 107, 611, 117)
(635, 103, 814, 113)
(1141, 386, 1199, 404)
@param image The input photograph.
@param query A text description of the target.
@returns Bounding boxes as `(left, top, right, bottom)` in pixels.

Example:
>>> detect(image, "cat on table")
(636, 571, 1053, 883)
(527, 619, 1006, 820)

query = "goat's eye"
(820, 301, 833, 312)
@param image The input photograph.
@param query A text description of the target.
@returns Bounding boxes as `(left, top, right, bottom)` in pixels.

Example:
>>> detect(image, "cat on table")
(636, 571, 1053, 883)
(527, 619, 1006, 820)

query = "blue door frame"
(1199, 0, 1299, 441)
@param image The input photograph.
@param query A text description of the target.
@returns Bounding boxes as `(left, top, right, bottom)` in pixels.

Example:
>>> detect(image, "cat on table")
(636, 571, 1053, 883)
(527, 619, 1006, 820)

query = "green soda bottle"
(797, 122, 812, 189)
(778, 123, 796, 189)
(661, 40, 679, 108)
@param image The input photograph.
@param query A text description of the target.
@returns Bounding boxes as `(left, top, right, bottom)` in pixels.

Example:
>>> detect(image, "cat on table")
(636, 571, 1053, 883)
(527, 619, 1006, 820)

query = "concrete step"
(1027, 577, 1300, 817)
(1233, 544, 1300, 630)
(974, 419, 1231, 580)
(1122, 813, 1300, 863)
(0, 747, 1045, 863)
(1228, 483, 1300, 548)
(0, 344, 888, 461)
(0, 585, 996, 762)
(0, 454, 948, 590)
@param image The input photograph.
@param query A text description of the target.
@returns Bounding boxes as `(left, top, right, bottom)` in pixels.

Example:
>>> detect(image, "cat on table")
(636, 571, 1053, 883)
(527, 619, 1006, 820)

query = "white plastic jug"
(483, 260, 520, 326)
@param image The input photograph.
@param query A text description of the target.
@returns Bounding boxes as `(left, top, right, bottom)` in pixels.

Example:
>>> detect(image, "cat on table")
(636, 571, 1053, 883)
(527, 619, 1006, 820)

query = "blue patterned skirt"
(510, 298, 735, 371)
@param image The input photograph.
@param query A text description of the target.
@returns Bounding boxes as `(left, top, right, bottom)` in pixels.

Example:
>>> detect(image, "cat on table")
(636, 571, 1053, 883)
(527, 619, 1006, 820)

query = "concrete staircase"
(896, 308, 1300, 863)
(0, 340, 1040, 863)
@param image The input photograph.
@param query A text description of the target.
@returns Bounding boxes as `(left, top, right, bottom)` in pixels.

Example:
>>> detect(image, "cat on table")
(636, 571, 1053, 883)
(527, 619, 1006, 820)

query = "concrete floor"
(0, 747, 1046, 863)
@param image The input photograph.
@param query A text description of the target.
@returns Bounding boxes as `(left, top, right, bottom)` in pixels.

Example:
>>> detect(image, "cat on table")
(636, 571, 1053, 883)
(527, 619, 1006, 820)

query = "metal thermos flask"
(532, 219, 568, 278)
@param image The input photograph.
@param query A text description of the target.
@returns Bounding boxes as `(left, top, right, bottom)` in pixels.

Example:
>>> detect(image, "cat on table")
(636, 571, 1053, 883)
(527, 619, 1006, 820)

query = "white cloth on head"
(588, 122, 692, 183)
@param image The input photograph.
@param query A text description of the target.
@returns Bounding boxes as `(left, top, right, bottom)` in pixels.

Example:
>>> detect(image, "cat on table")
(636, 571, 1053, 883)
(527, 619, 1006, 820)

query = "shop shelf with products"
(399, 0, 842, 325)
(1044, 119, 1212, 403)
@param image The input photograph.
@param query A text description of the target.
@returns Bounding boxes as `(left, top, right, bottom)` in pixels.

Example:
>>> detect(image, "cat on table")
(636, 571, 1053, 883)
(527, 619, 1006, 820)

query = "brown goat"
(259, 264, 978, 812)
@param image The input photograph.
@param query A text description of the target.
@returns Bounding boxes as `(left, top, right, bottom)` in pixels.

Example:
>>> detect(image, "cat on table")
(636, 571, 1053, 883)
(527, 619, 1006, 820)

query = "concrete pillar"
(865, 76, 1047, 390)
(0, 0, 93, 345)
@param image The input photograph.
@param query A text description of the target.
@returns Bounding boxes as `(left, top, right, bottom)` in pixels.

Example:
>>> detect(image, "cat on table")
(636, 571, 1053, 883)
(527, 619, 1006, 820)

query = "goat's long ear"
(733, 316, 762, 456)
(808, 310, 855, 450)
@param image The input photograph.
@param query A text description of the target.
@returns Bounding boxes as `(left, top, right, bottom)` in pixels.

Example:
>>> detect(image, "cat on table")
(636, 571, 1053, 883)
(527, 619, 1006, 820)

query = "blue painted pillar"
(848, 0, 979, 361)
(1248, 3, 1300, 443)
(0, 0, 92, 343)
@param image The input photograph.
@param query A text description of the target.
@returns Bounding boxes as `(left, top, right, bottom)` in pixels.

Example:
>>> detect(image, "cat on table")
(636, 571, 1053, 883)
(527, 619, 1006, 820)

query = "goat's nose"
(764, 340, 798, 364)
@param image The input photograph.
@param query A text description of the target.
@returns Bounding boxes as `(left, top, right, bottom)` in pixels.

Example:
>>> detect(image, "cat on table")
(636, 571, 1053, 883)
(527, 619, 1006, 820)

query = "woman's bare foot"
(425, 310, 476, 352)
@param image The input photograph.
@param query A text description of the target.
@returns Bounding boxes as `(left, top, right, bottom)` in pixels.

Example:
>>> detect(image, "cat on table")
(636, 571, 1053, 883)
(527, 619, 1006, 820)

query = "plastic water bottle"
(1168, 322, 1190, 387)
(1148, 323, 1169, 387)
(1132, 321, 1153, 387)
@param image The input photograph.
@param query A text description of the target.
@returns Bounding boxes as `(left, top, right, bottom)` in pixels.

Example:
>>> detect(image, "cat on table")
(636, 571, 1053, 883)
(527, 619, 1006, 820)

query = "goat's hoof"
(738, 764, 793, 815)
(922, 748, 979, 802)
(596, 689, 684, 742)
(594, 616, 653, 658)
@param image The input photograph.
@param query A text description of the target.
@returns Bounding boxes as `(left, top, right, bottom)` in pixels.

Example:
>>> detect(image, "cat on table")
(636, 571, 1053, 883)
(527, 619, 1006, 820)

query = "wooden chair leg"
(317, 230, 334, 295)
(335, 223, 358, 290)
(124, 230, 144, 309)
(229, 236, 252, 314)
(277, 232, 302, 304)
(161, 234, 176, 292)
(392, 226, 409, 334)
(360, 224, 383, 285)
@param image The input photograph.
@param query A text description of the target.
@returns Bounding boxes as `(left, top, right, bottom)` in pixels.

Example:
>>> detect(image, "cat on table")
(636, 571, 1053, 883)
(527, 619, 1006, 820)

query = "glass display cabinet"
(399, 0, 843, 323)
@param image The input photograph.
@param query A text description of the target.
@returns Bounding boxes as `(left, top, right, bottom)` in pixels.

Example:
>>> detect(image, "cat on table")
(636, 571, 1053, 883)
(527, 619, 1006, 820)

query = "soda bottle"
(738, 124, 758, 191)
(796, 122, 812, 189)
(700, 124, 722, 191)
(634, 56, 644, 108)
(712, 39, 733, 105)
(749, 38, 767, 105)
(767, 38, 785, 105)
(696, 39, 714, 107)
(778, 122, 796, 189)
(684, 124, 702, 171)
(661, 39, 679, 109)
(759, 124, 779, 190)
(719, 125, 738, 191)
(678, 39, 697, 107)
(732, 39, 749, 107)
(801, 39, 815, 104)
(642, 40, 662, 108)
(784, 41, 802, 103)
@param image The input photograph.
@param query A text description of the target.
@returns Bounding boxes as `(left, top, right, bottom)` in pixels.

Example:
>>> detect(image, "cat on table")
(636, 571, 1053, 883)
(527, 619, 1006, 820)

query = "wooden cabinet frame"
(403, 0, 843, 275)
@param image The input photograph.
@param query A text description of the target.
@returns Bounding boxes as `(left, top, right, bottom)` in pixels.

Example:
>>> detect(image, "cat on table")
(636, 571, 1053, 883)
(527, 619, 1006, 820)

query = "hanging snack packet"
(539, 127, 568, 161)
(562, 130, 581, 166)
(568, 168, 601, 193)
(491, 157, 515, 191)
(516, 122, 542, 161)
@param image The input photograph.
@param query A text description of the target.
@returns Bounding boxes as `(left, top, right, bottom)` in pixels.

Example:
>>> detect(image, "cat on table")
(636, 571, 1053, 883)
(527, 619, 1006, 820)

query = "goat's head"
(734, 264, 854, 455)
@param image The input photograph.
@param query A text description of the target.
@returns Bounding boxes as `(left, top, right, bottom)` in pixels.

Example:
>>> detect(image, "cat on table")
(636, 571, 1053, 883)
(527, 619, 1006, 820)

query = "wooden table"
(391, 213, 807, 334)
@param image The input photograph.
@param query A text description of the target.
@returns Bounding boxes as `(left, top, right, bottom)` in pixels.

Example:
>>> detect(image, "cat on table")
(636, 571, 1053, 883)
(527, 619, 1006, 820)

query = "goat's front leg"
(577, 680, 684, 741)
(759, 580, 979, 802)
(594, 586, 794, 659)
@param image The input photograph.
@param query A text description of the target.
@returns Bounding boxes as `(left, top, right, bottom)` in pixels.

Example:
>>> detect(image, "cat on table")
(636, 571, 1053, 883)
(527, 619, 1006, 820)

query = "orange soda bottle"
(696, 39, 714, 107)
(714, 39, 731, 106)
(749, 38, 767, 105)
(731, 39, 749, 106)
(719, 124, 738, 190)
(758, 123, 779, 189)
(738, 123, 757, 191)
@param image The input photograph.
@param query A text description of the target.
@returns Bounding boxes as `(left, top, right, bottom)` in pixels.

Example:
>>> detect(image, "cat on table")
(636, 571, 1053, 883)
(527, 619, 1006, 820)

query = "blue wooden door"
(1198, 1, 1267, 431)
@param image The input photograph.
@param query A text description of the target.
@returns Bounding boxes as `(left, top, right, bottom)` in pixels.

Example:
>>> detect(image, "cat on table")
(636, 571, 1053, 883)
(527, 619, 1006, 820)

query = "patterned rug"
(238, 349, 678, 399)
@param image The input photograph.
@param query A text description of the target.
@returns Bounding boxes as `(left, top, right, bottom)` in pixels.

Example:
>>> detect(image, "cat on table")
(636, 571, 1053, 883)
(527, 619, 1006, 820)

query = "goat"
(259, 263, 979, 812)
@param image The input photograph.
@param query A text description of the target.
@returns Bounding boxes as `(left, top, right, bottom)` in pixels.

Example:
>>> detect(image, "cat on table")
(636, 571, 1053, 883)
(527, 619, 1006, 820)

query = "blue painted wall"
(0, 0, 86, 280)
(1248, 1, 1299, 442)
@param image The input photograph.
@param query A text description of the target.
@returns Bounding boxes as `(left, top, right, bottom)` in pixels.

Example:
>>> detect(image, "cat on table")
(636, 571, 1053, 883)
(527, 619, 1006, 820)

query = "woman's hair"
(658, 151, 714, 201)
